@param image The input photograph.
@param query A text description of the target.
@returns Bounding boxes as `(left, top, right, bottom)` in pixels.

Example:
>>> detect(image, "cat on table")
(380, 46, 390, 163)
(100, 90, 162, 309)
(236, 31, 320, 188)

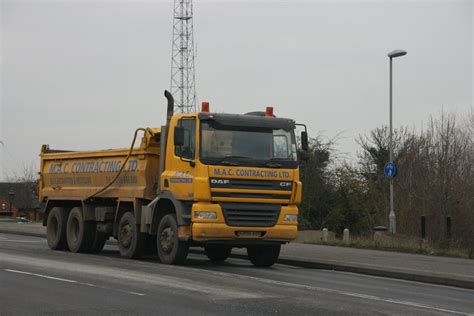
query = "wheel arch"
(148, 191, 191, 234)
(151, 198, 175, 234)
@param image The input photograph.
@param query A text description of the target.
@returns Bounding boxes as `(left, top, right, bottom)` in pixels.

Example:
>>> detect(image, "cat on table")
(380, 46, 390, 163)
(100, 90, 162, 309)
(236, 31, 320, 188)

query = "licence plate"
(236, 231, 263, 237)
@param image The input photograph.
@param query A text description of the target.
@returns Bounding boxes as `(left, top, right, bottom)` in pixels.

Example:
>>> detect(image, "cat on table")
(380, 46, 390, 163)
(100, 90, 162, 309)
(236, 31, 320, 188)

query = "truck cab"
(152, 101, 307, 266)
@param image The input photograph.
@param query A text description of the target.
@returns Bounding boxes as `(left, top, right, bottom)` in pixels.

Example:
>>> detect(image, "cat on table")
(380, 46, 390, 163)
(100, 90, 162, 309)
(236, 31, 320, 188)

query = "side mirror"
(301, 131, 309, 152)
(174, 126, 185, 146)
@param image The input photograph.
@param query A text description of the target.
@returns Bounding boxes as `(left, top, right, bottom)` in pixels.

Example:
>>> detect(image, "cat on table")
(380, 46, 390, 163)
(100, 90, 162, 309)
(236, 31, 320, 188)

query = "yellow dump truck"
(38, 91, 308, 266)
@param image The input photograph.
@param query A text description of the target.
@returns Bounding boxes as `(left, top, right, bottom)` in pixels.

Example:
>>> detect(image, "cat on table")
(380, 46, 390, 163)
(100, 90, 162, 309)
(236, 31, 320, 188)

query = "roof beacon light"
(202, 102, 210, 113)
(265, 106, 274, 117)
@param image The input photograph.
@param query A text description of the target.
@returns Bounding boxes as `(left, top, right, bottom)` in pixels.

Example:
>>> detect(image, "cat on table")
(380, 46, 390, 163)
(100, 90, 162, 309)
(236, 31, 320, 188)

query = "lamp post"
(387, 49, 407, 234)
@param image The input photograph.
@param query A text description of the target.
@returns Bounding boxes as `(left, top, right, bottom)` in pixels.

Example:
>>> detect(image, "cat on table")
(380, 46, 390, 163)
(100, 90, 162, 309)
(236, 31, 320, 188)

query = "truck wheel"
(90, 230, 108, 253)
(205, 246, 232, 262)
(118, 212, 144, 259)
(157, 214, 189, 264)
(46, 207, 68, 250)
(247, 244, 281, 267)
(66, 207, 94, 253)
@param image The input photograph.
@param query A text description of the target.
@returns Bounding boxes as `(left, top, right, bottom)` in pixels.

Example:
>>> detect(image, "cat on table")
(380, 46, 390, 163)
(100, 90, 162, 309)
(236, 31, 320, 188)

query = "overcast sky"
(0, 0, 472, 180)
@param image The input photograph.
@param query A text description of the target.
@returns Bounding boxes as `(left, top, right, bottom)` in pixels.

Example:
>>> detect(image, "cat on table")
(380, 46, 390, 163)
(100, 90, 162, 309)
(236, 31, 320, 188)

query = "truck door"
(165, 117, 196, 200)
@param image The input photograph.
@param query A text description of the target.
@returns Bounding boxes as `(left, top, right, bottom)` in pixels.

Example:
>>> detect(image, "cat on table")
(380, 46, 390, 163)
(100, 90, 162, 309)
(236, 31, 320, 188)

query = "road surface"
(0, 233, 472, 315)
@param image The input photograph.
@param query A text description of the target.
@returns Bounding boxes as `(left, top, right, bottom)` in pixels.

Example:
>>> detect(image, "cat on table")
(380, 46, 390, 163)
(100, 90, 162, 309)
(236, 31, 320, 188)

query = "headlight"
(284, 214, 298, 222)
(194, 211, 217, 219)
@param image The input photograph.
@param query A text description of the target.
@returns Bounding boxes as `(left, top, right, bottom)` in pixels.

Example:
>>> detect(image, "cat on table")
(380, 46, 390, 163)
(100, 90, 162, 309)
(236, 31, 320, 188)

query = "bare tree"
(351, 110, 473, 248)
(5, 163, 38, 183)
(392, 111, 473, 247)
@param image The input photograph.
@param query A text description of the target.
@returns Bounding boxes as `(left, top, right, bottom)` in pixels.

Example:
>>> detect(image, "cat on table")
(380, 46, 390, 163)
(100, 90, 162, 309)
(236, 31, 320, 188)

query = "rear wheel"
(247, 244, 281, 267)
(117, 212, 145, 259)
(205, 246, 232, 262)
(157, 214, 189, 264)
(46, 207, 68, 250)
(66, 207, 94, 253)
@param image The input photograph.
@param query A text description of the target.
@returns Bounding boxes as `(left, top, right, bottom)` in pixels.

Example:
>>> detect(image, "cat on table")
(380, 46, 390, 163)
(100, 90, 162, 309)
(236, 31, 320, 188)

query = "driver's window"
(175, 119, 196, 159)
(273, 134, 289, 158)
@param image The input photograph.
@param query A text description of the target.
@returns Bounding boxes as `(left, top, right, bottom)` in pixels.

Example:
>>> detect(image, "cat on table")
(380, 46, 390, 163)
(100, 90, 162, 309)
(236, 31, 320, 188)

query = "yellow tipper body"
(39, 128, 161, 202)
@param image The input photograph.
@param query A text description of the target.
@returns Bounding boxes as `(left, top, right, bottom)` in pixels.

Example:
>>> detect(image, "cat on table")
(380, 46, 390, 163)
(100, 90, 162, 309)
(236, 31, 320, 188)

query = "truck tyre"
(118, 212, 145, 259)
(66, 207, 95, 253)
(46, 207, 69, 250)
(90, 230, 108, 253)
(247, 244, 281, 267)
(157, 214, 188, 264)
(205, 246, 232, 262)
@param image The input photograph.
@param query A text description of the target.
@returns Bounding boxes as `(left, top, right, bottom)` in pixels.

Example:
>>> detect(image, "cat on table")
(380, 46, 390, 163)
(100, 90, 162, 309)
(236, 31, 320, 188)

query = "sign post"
(384, 162, 397, 233)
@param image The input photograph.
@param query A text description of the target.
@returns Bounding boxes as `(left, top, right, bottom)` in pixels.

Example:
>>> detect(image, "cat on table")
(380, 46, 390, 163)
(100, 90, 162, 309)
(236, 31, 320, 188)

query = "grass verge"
(308, 234, 474, 259)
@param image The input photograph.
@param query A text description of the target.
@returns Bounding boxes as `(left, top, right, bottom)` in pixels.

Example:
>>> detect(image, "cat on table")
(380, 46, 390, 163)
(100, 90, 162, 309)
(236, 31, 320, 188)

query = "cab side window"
(175, 119, 196, 160)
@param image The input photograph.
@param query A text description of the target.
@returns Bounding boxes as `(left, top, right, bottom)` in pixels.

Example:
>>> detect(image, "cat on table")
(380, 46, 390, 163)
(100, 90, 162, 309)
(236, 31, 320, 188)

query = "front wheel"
(157, 214, 189, 264)
(205, 246, 232, 262)
(117, 212, 145, 259)
(247, 244, 281, 267)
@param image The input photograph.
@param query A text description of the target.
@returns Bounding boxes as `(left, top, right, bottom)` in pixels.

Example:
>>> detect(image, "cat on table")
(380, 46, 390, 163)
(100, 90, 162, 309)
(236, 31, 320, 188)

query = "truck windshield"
(200, 120, 298, 168)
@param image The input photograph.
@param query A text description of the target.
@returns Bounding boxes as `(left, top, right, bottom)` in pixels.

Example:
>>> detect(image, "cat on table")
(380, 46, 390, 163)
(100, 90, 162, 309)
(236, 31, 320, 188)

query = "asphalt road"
(0, 233, 472, 315)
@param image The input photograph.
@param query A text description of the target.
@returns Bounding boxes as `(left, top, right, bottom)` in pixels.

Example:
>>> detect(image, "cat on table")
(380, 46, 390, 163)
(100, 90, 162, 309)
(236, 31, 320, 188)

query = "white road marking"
(4, 269, 146, 296)
(1, 249, 469, 313)
(206, 270, 472, 315)
(1, 254, 263, 299)
(2, 239, 43, 243)
(5, 269, 77, 283)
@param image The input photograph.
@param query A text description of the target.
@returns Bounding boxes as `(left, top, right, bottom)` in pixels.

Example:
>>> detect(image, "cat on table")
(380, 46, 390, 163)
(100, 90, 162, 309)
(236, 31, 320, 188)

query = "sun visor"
(199, 113, 295, 130)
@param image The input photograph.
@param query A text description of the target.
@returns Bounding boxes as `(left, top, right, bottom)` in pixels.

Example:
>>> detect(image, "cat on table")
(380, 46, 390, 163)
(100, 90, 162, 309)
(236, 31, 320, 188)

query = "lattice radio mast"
(170, 0, 197, 113)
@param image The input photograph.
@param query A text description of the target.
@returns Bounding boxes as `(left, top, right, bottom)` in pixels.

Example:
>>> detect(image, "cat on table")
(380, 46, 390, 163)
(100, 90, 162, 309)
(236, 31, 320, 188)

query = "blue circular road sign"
(384, 162, 397, 178)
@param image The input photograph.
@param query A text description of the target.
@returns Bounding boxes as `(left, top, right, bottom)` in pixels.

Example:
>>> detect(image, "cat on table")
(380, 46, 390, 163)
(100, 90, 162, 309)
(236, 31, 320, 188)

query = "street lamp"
(387, 49, 407, 234)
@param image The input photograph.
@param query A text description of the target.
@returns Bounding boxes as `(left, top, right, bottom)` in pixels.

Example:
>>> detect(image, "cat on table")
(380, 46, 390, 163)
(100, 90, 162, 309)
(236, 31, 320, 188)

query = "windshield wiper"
(215, 155, 252, 166)
(260, 158, 290, 168)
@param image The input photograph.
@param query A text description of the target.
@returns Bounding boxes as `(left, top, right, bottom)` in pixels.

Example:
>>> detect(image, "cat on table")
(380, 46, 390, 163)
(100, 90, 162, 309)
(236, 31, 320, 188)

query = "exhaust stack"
(164, 90, 174, 126)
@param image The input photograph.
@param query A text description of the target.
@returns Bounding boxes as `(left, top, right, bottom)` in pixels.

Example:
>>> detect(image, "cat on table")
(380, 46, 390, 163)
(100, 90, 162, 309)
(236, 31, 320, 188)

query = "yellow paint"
(192, 223, 297, 241)
(178, 225, 191, 240)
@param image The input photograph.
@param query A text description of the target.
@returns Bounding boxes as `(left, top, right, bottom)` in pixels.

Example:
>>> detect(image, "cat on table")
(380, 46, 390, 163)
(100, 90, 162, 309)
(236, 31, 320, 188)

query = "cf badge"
(280, 182, 292, 187)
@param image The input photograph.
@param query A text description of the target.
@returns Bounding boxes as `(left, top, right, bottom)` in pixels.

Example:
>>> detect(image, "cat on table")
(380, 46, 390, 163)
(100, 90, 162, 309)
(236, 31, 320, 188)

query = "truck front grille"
(209, 178, 293, 203)
(210, 178, 293, 191)
(221, 203, 280, 227)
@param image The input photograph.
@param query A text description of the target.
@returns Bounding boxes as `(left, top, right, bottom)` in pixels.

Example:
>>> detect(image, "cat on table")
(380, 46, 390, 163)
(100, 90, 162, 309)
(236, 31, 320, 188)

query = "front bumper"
(191, 222, 297, 243)
(189, 202, 298, 244)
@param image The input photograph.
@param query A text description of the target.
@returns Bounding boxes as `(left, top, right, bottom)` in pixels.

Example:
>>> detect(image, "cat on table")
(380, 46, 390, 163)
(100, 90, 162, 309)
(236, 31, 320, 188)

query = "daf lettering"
(211, 179, 230, 185)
